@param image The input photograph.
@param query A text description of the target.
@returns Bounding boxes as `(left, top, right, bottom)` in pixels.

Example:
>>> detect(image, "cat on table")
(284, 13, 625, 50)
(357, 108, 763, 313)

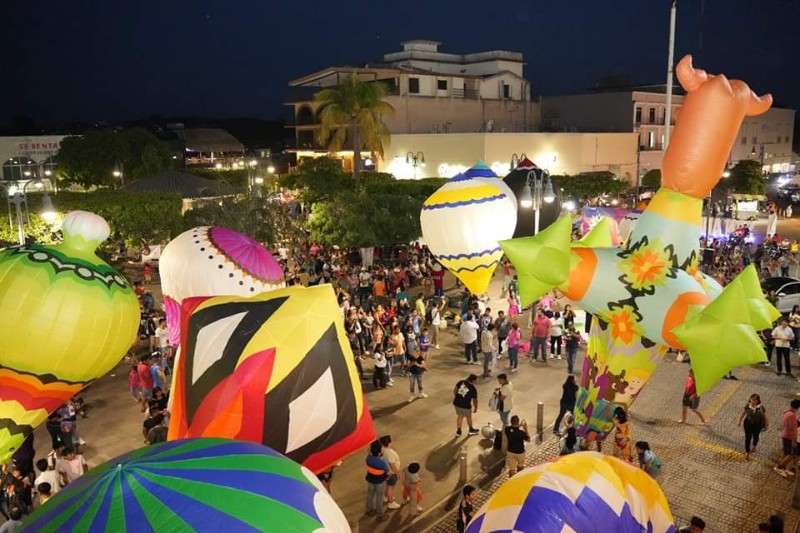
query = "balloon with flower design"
(501, 56, 779, 440)
(420, 161, 517, 295)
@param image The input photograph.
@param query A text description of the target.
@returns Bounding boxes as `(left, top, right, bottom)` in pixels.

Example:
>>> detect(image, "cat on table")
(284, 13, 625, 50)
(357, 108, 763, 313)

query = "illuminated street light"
(267, 165, 276, 174)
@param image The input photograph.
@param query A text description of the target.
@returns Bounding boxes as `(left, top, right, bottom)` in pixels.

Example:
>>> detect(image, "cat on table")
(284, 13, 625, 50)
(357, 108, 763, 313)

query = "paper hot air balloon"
(466, 452, 674, 533)
(23, 438, 351, 532)
(159, 226, 285, 346)
(0, 211, 140, 462)
(167, 285, 375, 473)
(421, 161, 516, 295)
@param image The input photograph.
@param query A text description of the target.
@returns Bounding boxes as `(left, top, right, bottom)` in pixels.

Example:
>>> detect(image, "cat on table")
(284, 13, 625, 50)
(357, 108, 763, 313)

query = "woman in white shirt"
(549, 312, 564, 359)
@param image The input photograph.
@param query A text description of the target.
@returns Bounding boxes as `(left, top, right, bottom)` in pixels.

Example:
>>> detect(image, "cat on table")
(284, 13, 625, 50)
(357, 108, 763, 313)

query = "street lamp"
(113, 161, 125, 187)
(519, 169, 555, 234)
(406, 151, 425, 179)
(2, 179, 57, 245)
(751, 145, 767, 176)
(509, 153, 527, 171)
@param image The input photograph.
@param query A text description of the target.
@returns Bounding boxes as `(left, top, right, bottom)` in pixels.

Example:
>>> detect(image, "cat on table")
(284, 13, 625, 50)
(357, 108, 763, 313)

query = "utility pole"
(663, 0, 678, 150)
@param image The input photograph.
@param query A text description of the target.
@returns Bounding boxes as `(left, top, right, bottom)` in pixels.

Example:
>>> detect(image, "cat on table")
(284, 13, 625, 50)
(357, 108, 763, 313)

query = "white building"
(542, 89, 795, 177)
(286, 40, 540, 167)
(1, 135, 67, 181)
(380, 132, 638, 184)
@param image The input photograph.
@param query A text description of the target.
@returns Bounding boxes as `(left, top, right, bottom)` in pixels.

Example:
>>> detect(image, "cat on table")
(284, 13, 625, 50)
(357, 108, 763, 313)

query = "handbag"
(488, 393, 499, 412)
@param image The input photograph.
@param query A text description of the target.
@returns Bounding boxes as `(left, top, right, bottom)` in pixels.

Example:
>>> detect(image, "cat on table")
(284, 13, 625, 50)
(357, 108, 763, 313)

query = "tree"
(641, 169, 661, 189)
(315, 74, 394, 189)
(55, 128, 172, 188)
(183, 194, 305, 245)
(278, 157, 349, 204)
(728, 160, 765, 195)
(551, 174, 628, 200)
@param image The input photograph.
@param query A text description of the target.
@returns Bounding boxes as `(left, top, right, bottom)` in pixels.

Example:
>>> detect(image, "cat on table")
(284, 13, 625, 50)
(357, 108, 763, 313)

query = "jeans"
(550, 335, 562, 355)
(776, 347, 791, 374)
(386, 356, 394, 381)
(744, 421, 762, 453)
(483, 351, 493, 375)
(765, 343, 774, 363)
(409, 373, 423, 394)
(500, 410, 511, 427)
(366, 481, 386, 516)
(792, 328, 800, 350)
(508, 346, 519, 369)
(531, 337, 548, 361)
(464, 341, 478, 362)
(553, 400, 574, 433)
(566, 346, 577, 374)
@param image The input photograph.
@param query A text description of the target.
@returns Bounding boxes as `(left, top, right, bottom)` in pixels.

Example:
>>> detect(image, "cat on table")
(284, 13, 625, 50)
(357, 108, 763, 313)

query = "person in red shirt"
(678, 369, 706, 425)
(529, 309, 551, 362)
(137, 355, 155, 401)
(430, 264, 445, 297)
(774, 399, 800, 477)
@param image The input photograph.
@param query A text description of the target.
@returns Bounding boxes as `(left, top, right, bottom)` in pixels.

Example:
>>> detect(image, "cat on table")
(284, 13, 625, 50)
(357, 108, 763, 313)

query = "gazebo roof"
(125, 171, 236, 199)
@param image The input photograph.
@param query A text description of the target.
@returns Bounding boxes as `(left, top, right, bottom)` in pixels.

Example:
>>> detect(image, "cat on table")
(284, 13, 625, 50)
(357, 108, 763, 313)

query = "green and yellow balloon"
(0, 211, 139, 461)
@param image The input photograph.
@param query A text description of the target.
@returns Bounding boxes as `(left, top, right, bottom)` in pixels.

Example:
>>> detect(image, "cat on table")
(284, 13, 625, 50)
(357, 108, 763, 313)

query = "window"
(437, 79, 448, 91)
(648, 107, 656, 124)
(408, 78, 420, 94)
(752, 136, 758, 144)
(503, 84, 510, 99)
(742, 136, 747, 145)
(635, 107, 642, 123)
(648, 131, 655, 148)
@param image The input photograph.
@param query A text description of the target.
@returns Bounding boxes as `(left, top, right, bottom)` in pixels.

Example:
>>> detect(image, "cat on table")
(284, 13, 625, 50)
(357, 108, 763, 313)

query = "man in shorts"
(504, 415, 531, 477)
(453, 374, 479, 437)
(774, 399, 800, 477)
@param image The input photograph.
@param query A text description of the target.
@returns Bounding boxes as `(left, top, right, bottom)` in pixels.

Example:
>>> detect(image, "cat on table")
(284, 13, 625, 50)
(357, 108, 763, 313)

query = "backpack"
(425, 306, 433, 323)
(745, 405, 765, 427)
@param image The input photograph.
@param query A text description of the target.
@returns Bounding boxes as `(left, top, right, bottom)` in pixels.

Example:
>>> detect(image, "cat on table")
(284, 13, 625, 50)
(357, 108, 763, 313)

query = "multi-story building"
(542, 88, 796, 178)
(286, 40, 540, 168)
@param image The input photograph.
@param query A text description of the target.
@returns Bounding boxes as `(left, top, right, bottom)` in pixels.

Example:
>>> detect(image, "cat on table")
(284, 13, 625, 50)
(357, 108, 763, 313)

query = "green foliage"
(0, 191, 183, 249)
(188, 168, 249, 188)
(278, 157, 349, 203)
(551, 174, 628, 200)
(728, 160, 765, 195)
(641, 169, 661, 189)
(183, 194, 305, 245)
(55, 128, 173, 188)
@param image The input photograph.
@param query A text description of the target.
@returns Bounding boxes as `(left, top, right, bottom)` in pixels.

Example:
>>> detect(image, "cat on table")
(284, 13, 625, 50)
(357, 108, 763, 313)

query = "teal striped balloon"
(23, 438, 350, 532)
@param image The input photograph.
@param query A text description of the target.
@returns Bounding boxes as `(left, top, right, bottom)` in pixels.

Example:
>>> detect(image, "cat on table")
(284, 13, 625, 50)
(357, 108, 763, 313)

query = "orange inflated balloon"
(661, 55, 772, 199)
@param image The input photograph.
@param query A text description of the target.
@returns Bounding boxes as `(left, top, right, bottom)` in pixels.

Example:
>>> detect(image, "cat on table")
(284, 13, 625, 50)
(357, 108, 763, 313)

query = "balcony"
(640, 144, 664, 152)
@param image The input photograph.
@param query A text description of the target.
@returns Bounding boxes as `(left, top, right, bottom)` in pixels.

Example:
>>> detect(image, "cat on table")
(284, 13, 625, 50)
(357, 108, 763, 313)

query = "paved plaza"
(23, 269, 800, 533)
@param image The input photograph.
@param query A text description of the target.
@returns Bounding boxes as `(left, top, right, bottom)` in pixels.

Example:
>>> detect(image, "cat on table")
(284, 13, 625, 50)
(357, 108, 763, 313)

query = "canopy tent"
(502, 157, 562, 237)
(730, 193, 766, 201)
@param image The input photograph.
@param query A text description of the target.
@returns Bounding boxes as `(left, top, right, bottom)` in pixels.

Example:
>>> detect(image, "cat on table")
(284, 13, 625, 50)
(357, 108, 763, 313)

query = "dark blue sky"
(2, 0, 798, 126)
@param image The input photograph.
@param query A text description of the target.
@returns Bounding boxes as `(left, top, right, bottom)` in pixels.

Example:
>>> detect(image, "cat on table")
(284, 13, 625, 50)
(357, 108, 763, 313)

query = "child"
(612, 406, 633, 462)
(143, 264, 152, 284)
(129, 364, 141, 401)
(559, 427, 581, 456)
(373, 347, 387, 390)
(456, 484, 477, 533)
(635, 441, 662, 478)
(403, 462, 423, 516)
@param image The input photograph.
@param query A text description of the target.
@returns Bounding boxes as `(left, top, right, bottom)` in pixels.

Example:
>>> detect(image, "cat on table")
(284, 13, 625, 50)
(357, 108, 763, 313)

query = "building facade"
(287, 40, 540, 157)
(1, 135, 67, 181)
(379, 132, 638, 184)
(542, 89, 796, 177)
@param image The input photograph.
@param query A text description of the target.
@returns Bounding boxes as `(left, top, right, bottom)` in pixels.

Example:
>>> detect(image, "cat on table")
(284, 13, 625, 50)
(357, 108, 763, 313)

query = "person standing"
(773, 318, 795, 377)
(57, 448, 88, 486)
(429, 302, 442, 349)
(407, 349, 428, 402)
(481, 323, 496, 378)
(612, 407, 633, 462)
(453, 374, 479, 437)
(460, 315, 479, 365)
(456, 485, 477, 533)
(378, 435, 402, 510)
(738, 393, 769, 460)
(530, 309, 551, 362)
(365, 441, 390, 519)
(495, 311, 510, 357)
(506, 322, 522, 373)
(402, 462, 424, 516)
(137, 355, 155, 402)
(549, 311, 564, 359)
(760, 327, 775, 367)
(774, 399, 800, 478)
(495, 374, 514, 427)
(155, 319, 171, 372)
(678, 369, 707, 425)
(373, 346, 387, 390)
(504, 415, 531, 477)
(553, 375, 578, 435)
(564, 326, 581, 375)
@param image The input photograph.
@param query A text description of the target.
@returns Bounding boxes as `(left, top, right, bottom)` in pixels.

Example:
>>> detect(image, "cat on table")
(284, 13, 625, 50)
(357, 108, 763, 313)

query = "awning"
(730, 194, 765, 201)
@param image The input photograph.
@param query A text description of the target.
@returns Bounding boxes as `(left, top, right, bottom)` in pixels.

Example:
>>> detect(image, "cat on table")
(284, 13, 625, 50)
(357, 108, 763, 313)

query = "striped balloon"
(466, 452, 674, 533)
(420, 161, 516, 295)
(23, 438, 350, 533)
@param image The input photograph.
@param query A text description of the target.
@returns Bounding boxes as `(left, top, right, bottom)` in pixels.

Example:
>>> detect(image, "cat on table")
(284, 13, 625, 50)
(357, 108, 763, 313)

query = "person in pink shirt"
(774, 399, 800, 477)
(506, 323, 522, 372)
(529, 309, 551, 362)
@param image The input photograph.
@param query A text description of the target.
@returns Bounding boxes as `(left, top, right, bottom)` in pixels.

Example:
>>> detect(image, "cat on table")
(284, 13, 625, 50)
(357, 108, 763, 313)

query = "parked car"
(762, 276, 800, 295)
(765, 278, 800, 314)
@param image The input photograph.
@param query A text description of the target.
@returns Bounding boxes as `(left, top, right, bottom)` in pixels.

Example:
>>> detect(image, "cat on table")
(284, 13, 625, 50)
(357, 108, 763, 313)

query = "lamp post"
(509, 153, 527, 171)
(663, 0, 678, 150)
(2, 179, 56, 245)
(519, 169, 555, 235)
(113, 161, 125, 188)
(751, 144, 767, 176)
(406, 151, 425, 179)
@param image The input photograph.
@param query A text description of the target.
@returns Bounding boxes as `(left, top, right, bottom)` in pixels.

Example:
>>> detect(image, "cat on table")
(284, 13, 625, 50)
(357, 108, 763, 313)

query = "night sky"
(2, 0, 799, 127)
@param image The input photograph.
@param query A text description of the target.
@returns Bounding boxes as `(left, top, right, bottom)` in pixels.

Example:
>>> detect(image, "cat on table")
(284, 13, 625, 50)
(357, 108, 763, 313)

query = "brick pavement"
(423, 354, 800, 533)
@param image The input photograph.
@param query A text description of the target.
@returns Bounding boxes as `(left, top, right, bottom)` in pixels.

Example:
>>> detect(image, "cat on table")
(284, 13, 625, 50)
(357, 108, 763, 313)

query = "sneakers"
(416, 505, 424, 512)
(762, 362, 770, 366)
(557, 355, 562, 360)
(467, 428, 479, 436)
(408, 396, 416, 403)
(549, 354, 555, 359)
(78, 439, 87, 445)
(434, 344, 440, 349)
(387, 381, 394, 387)
(456, 429, 462, 437)
(418, 392, 429, 399)
(511, 368, 518, 373)
(387, 501, 401, 510)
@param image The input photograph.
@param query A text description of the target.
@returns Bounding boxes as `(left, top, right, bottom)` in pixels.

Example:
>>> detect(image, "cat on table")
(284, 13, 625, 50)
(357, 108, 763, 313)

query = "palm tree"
(315, 73, 394, 188)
